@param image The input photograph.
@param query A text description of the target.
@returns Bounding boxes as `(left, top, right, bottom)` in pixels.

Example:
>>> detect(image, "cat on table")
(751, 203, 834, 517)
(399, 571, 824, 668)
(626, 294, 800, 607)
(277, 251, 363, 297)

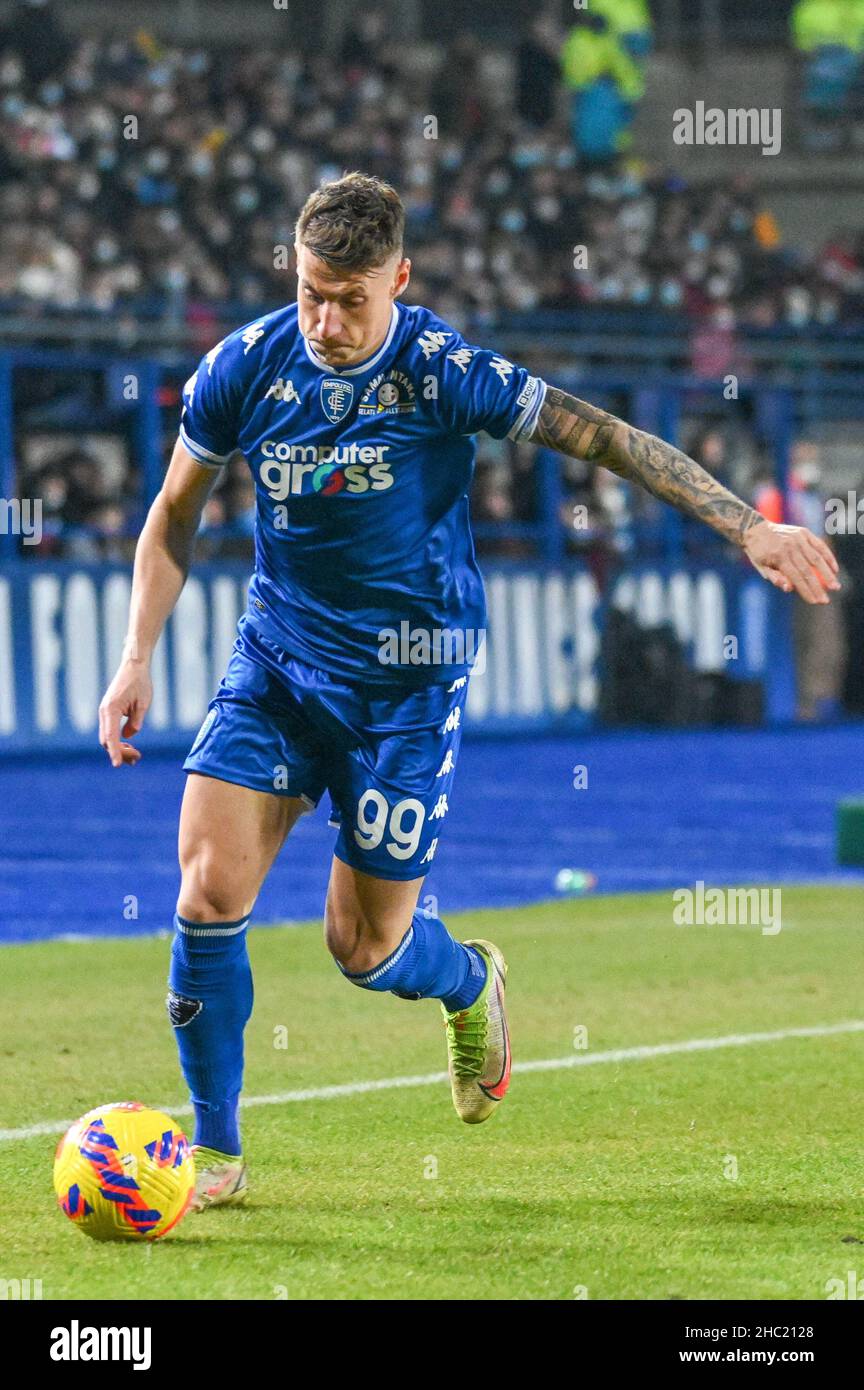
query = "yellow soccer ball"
(53, 1102, 195, 1241)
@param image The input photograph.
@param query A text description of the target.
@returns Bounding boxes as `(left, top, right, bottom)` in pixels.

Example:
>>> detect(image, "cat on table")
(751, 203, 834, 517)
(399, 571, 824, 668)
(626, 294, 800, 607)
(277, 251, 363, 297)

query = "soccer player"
(98, 173, 839, 1209)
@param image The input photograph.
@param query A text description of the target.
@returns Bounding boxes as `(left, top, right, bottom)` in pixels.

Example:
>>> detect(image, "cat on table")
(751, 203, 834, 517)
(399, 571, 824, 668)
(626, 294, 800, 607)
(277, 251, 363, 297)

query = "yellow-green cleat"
(441, 939, 511, 1124)
(189, 1145, 247, 1211)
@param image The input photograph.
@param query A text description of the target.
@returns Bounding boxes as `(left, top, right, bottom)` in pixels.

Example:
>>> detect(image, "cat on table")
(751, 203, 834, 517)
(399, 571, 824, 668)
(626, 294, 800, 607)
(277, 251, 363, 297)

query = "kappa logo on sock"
(166, 989, 203, 1028)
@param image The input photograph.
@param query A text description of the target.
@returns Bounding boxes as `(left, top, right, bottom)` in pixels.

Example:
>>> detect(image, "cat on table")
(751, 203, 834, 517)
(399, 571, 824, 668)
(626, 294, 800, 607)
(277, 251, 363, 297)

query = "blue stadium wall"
(0, 559, 794, 752)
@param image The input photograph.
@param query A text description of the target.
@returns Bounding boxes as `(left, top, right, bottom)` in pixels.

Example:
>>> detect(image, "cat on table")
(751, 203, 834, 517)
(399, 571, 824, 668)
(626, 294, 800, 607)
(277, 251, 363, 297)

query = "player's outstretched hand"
(98, 658, 152, 767)
(742, 521, 840, 605)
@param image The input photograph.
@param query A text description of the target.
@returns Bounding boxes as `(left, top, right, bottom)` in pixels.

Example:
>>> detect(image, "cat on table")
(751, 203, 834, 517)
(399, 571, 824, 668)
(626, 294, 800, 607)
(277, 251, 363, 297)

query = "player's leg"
(325, 858, 484, 1004)
(177, 771, 304, 921)
(323, 675, 511, 1123)
(170, 774, 306, 1206)
(168, 623, 330, 1205)
(324, 858, 509, 1123)
(323, 859, 423, 974)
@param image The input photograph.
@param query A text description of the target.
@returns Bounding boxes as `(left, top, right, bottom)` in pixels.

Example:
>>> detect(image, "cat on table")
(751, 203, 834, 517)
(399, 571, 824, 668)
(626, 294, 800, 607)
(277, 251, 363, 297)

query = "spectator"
(339, 9, 390, 73)
(791, 0, 864, 144)
(0, 24, 858, 331)
(428, 34, 486, 143)
(753, 472, 785, 525)
(516, 13, 562, 129)
(833, 475, 864, 713)
(61, 450, 105, 525)
(561, 12, 643, 163)
(14, 446, 139, 559)
(591, 0, 653, 60)
(197, 493, 229, 561)
(0, 0, 72, 85)
(786, 444, 846, 718)
(27, 464, 67, 555)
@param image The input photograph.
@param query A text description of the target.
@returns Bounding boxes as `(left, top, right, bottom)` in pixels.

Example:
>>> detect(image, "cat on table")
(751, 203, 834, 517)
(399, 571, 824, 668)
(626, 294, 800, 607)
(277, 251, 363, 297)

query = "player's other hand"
(98, 658, 152, 767)
(742, 521, 840, 605)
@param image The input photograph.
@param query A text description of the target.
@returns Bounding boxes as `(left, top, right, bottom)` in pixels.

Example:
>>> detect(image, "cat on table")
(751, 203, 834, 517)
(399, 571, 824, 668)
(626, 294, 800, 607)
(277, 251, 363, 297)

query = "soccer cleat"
(441, 938, 511, 1124)
(189, 1145, 247, 1211)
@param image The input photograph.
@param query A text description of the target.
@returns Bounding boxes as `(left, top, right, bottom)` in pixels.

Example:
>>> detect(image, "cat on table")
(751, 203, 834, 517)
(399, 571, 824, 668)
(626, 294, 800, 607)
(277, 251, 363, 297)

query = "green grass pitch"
(1, 886, 862, 1301)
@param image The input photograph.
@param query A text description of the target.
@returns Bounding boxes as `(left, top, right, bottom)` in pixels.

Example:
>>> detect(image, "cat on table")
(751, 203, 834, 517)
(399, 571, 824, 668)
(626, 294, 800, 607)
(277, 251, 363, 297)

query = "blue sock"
(167, 913, 253, 1156)
(335, 910, 486, 1012)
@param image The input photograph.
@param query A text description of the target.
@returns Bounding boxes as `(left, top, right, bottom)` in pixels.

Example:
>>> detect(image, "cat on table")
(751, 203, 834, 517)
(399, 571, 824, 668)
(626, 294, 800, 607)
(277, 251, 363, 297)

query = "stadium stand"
(1, 0, 863, 723)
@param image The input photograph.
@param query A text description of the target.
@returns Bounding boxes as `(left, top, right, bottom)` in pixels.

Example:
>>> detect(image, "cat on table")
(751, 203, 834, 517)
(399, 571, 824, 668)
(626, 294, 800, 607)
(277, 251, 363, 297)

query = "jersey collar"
(302, 302, 400, 376)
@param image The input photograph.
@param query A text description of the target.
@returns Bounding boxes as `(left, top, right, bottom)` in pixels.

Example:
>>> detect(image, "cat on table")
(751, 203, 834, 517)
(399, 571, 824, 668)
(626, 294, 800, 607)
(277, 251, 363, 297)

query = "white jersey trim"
(302, 302, 400, 376)
(179, 423, 232, 466)
(507, 376, 547, 442)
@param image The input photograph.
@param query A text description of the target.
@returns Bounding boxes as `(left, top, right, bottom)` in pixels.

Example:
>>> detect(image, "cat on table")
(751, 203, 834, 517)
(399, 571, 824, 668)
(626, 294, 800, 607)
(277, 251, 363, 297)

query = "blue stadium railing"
(0, 345, 813, 563)
(0, 343, 835, 747)
(1, 337, 860, 746)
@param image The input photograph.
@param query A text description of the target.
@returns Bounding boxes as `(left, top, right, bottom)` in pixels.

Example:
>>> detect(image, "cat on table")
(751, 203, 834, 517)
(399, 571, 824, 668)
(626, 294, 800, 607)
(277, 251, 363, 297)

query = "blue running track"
(1, 727, 862, 943)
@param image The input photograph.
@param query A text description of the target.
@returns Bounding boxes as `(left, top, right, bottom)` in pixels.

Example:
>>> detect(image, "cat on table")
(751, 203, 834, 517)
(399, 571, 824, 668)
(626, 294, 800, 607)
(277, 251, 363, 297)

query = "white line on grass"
(3, 1019, 863, 1144)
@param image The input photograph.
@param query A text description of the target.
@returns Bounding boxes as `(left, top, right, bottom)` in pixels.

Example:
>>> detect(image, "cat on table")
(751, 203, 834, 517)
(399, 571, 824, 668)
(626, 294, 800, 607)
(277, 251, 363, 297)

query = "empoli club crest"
(320, 378, 354, 423)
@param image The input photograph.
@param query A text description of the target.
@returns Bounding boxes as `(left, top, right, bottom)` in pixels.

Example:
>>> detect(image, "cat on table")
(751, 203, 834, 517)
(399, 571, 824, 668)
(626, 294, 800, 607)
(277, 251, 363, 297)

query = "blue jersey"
(179, 300, 545, 685)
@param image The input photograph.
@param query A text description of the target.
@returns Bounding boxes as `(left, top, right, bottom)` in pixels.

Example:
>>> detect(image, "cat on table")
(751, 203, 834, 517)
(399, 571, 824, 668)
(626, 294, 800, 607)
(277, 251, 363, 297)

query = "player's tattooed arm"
(530, 386, 840, 604)
(532, 387, 762, 543)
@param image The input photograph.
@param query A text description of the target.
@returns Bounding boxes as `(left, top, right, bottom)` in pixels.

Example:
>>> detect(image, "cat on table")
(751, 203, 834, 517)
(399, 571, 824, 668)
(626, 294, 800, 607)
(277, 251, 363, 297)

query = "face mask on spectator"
(499, 209, 526, 233)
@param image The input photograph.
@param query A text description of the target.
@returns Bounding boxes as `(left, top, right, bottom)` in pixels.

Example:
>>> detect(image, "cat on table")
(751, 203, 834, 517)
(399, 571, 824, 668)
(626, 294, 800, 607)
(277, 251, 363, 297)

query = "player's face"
(295, 245, 410, 368)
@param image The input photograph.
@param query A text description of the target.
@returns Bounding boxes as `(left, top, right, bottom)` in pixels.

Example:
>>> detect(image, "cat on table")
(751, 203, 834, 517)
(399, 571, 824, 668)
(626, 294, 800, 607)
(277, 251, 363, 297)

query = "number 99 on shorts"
(349, 787, 451, 873)
(354, 790, 427, 862)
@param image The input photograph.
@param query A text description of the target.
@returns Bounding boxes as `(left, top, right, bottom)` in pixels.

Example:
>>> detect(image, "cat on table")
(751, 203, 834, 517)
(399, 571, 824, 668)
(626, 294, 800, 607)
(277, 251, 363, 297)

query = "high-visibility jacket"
(590, 0, 652, 42)
(561, 27, 644, 101)
(849, 0, 864, 47)
(791, 0, 861, 51)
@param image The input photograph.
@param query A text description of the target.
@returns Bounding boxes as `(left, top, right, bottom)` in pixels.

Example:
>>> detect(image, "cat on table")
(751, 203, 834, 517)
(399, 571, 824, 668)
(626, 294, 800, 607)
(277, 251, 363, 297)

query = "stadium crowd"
(1, 4, 863, 330)
(4, 0, 864, 698)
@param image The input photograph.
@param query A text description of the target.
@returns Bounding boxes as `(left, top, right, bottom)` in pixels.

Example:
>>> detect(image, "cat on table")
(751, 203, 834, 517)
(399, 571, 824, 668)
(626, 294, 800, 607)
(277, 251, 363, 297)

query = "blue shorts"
(183, 620, 467, 881)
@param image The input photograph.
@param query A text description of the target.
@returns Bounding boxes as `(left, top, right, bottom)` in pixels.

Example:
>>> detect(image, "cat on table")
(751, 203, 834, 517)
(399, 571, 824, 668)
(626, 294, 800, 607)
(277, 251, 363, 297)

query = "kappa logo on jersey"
(259, 442, 394, 498)
(447, 348, 474, 374)
(489, 355, 514, 384)
(417, 329, 452, 360)
(320, 378, 354, 423)
(205, 340, 225, 374)
(358, 369, 416, 416)
(264, 377, 301, 405)
(241, 322, 266, 354)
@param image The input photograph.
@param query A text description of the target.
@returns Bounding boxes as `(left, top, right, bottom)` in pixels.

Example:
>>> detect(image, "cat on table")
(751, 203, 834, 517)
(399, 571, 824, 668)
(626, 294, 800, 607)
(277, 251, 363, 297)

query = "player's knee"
(324, 902, 403, 975)
(178, 845, 250, 923)
(323, 901, 364, 966)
